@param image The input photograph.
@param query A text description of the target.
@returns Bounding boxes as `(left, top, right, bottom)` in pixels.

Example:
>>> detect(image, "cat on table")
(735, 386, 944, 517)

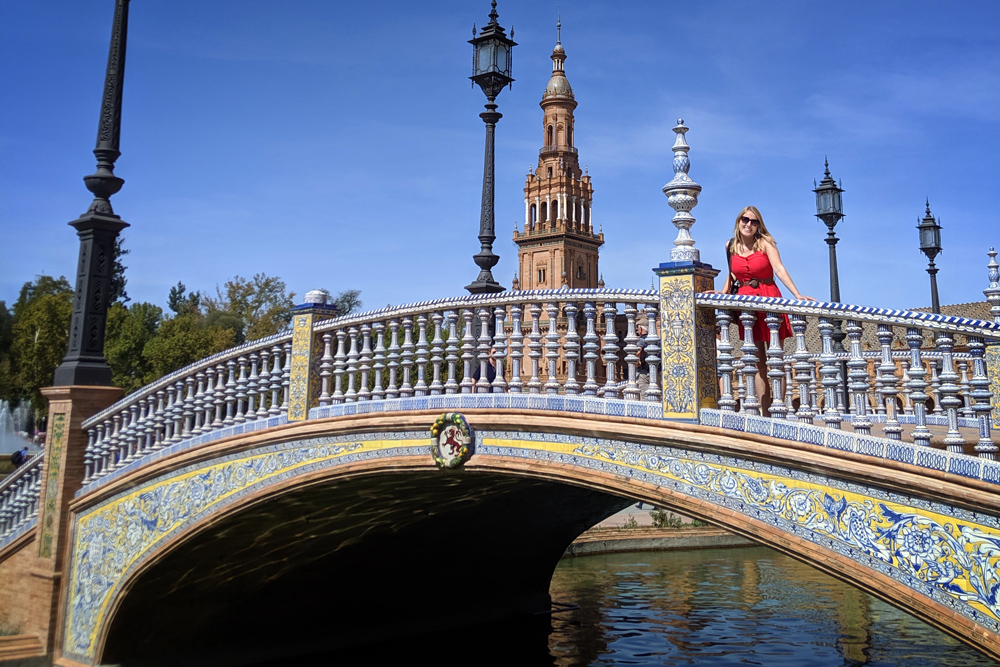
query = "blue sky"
(2, 1, 998, 313)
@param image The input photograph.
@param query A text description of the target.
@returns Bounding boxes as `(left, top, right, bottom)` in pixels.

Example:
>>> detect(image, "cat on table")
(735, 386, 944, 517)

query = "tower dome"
(542, 21, 574, 102)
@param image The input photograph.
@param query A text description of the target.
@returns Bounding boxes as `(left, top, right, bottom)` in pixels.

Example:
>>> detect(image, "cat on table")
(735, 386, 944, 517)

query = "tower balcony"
(539, 145, 578, 157)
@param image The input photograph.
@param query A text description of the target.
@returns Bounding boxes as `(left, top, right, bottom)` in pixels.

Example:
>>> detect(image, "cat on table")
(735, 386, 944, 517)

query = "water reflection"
(261, 547, 996, 666)
(548, 547, 997, 666)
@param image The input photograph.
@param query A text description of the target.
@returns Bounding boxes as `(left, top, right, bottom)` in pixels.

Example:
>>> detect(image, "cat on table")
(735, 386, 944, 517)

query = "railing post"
(287, 290, 339, 421)
(983, 248, 1000, 424)
(715, 310, 737, 412)
(654, 262, 719, 421)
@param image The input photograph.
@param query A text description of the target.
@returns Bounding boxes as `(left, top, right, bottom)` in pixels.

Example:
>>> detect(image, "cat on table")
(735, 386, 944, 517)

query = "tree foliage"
(333, 289, 363, 316)
(0, 301, 15, 402)
(3, 271, 359, 423)
(167, 281, 202, 316)
(9, 276, 73, 412)
(109, 237, 130, 305)
(105, 302, 163, 393)
(142, 313, 237, 380)
(206, 273, 295, 342)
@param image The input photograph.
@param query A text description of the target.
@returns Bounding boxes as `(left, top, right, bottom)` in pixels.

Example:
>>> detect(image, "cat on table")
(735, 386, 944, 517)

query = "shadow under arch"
(97, 462, 632, 666)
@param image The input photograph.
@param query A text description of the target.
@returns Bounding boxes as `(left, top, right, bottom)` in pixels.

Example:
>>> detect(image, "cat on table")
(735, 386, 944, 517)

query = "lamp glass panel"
(817, 189, 833, 214)
(919, 224, 937, 250)
(476, 41, 496, 75)
(495, 43, 510, 76)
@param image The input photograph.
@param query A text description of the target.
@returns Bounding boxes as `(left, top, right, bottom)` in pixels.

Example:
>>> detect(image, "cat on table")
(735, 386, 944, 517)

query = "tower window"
(537, 268, 546, 284)
(547, 167, 553, 178)
(547, 125, 554, 146)
(577, 265, 585, 280)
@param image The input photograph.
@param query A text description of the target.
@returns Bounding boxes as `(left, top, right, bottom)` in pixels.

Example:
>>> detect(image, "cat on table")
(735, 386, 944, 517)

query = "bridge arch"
(63, 411, 1000, 664)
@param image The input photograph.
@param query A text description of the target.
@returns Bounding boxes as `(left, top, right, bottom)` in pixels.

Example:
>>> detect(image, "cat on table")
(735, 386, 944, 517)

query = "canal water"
(265, 546, 997, 666)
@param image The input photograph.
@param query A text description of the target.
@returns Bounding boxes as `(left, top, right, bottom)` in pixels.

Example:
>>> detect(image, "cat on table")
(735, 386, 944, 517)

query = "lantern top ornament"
(470, 1, 517, 101)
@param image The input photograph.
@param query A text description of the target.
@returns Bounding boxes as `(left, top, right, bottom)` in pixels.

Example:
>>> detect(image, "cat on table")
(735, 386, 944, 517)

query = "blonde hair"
(728, 206, 777, 254)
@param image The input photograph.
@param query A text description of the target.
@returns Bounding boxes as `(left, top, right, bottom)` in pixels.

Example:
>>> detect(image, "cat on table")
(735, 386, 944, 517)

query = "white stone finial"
(985, 247, 1000, 323)
(662, 119, 702, 262)
(304, 289, 329, 305)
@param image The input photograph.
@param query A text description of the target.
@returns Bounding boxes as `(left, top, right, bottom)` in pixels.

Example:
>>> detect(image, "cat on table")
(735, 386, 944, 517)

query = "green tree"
(206, 273, 295, 342)
(105, 302, 163, 393)
(167, 281, 202, 316)
(0, 301, 14, 402)
(110, 237, 130, 304)
(142, 314, 237, 381)
(9, 276, 74, 412)
(333, 289, 363, 316)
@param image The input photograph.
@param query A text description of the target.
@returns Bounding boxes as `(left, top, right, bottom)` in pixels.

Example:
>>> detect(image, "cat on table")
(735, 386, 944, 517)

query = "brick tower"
(513, 23, 603, 291)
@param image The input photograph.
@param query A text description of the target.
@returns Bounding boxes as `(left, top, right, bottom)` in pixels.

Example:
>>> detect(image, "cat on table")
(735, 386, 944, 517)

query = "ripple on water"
(548, 547, 1000, 667)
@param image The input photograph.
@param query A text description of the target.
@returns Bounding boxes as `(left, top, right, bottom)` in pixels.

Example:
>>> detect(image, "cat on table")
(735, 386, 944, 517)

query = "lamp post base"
(464, 279, 505, 295)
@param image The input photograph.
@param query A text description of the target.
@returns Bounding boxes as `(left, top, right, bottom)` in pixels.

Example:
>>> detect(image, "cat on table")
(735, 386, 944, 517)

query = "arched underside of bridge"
(100, 470, 630, 665)
(62, 411, 1000, 665)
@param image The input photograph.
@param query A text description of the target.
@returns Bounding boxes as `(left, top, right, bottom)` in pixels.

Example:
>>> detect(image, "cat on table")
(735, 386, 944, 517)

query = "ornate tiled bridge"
(3, 269, 1000, 665)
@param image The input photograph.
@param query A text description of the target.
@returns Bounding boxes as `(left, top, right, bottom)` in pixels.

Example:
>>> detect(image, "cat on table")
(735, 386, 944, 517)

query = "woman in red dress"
(714, 206, 814, 416)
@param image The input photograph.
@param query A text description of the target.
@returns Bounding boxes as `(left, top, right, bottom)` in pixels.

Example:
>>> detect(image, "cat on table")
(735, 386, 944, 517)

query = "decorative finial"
(662, 118, 702, 262)
(472, 23, 476, 37)
(985, 247, 1000, 323)
(926, 198, 931, 216)
(557, 14, 562, 44)
(489, 0, 499, 23)
(823, 156, 831, 177)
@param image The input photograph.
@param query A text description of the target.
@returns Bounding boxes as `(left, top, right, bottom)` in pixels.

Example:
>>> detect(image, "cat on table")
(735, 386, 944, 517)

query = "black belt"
(733, 277, 774, 289)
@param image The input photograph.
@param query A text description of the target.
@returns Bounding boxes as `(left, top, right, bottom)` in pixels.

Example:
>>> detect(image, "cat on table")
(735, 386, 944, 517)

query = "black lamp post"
(53, 0, 131, 387)
(814, 158, 845, 303)
(814, 159, 848, 411)
(465, 0, 516, 295)
(917, 200, 943, 314)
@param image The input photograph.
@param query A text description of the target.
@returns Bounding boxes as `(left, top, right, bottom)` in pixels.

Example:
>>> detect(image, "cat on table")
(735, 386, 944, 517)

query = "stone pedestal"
(654, 261, 719, 421)
(287, 302, 339, 421)
(35, 385, 121, 661)
(986, 343, 1000, 424)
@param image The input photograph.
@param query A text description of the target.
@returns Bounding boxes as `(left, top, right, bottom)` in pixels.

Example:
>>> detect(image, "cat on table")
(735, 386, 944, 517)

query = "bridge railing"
(79, 331, 295, 482)
(310, 289, 660, 404)
(695, 293, 1000, 458)
(3, 288, 999, 544)
(0, 453, 42, 542)
(76, 289, 661, 486)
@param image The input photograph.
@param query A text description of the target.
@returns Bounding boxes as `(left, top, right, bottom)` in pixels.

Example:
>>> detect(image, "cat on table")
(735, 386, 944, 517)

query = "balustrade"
(0, 454, 42, 541)
(57, 288, 997, 494)
(696, 292, 1000, 459)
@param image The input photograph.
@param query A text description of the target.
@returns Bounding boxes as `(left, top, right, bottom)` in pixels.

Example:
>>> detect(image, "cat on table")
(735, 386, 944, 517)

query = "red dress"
(730, 251, 792, 343)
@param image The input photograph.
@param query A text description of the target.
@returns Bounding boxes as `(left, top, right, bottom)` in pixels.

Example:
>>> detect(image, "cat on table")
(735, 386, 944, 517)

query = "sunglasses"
(739, 216, 759, 226)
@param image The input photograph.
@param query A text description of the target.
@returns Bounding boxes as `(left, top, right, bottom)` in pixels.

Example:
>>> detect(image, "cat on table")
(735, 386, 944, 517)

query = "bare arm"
(704, 244, 733, 294)
(762, 241, 814, 301)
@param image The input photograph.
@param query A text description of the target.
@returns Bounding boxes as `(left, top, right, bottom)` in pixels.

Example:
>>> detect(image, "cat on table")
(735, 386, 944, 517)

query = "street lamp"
(53, 0, 131, 387)
(814, 159, 848, 411)
(813, 158, 845, 302)
(917, 200, 943, 314)
(465, 0, 516, 295)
